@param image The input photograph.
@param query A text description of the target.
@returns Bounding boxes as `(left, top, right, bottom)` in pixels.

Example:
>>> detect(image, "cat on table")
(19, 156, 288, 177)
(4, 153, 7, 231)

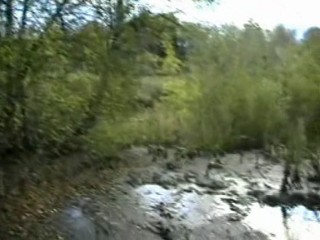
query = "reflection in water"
(55, 206, 97, 240)
(134, 184, 233, 226)
(245, 204, 320, 240)
(313, 210, 320, 222)
(135, 184, 320, 240)
(281, 206, 292, 240)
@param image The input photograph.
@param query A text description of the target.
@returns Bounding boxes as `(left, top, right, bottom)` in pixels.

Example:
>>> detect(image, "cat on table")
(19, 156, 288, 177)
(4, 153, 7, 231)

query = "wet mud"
(48, 147, 320, 240)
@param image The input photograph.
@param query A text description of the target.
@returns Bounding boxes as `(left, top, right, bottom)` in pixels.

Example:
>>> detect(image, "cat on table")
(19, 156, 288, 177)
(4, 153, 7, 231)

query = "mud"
(46, 147, 320, 240)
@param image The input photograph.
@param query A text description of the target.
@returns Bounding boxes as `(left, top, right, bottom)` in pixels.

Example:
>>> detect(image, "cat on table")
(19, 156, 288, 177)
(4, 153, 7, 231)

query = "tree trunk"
(0, 168, 4, 197)
(19, 0, 30, 37)
(1, 0, 71, 156)
(4, 0, 14, 37)
(2, 45, 29, 154)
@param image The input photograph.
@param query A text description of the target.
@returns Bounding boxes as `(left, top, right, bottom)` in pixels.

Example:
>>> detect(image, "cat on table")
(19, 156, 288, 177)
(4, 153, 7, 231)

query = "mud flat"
(45, 147, 320, 240)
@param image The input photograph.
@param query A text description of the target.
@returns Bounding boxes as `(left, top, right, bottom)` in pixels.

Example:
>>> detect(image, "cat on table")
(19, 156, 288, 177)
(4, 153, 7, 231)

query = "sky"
(139, 0, 320, 38)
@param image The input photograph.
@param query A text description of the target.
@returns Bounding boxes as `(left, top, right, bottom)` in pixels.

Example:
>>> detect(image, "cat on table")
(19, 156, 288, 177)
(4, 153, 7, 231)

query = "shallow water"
(245, 204, 320, 240)
(135, 184, 233, 226)
(135, 183, 320, 240)
(54, 184, 320, 240)
(50, 150, 320, 240)
(55, 206, 96, 240)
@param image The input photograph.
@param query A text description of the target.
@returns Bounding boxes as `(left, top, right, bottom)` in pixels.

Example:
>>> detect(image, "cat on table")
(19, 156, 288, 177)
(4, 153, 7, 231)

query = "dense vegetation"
(0, 0, 319, 177)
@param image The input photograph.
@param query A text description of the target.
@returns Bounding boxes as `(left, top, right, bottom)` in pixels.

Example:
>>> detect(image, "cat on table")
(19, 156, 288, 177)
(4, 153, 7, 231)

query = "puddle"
(54, 206, 96, 240)
(244, 203, 320, 240)
(135, 184, 233, 226)
(135, 184, 177, 207)
(135, 184, 320, 239)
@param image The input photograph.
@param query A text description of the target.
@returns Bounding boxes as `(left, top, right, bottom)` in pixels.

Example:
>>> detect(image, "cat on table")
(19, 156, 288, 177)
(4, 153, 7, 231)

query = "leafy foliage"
(0, 0, 319, 171)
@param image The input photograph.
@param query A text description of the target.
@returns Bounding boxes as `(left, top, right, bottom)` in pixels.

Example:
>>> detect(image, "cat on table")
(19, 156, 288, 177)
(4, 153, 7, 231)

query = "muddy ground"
(2, 147, 320, 240)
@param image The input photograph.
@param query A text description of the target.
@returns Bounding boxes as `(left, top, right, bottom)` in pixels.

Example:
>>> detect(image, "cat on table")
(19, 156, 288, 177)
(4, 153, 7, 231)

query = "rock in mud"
(222, 197, 240, 205)
(184, 171, 198, 183)
(227, 213, 244, 222)
(196, 175, 229, 190)
(247, 189, 267, 199)
(247, 181, 270, 199)
(147, 220, 190, 240)
(229, 203, 249, 217)
(207, 161, 224, 170)
(165, 161, 181, 171)
(152, 172, 162, 183)
(152, 202, 175, 219)
(148, 220, 173, 239)
(148, 145, 168, 160)
(153, 172, 179, 188)
(126, 173, 143, 187)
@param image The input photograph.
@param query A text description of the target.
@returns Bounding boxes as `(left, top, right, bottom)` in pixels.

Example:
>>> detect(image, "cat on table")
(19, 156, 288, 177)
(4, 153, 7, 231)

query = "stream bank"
(48, 147, 320, 240)
(1, 146, 320, 239)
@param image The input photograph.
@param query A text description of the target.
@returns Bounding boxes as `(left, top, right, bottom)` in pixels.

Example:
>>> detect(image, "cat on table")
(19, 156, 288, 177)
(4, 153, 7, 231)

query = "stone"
(153, 172, 178, 187)
(153, 172, 162, 183)
(227, 213, 243, 222)
(166, 161, 181, 171)
(207, 161, 224, 170)
(196, 175, 229, 190)
(126, 173, 143, 187)
(222, 197, 240, 205)
(184, 171, 198, 182)
(247, 189, 266, 199)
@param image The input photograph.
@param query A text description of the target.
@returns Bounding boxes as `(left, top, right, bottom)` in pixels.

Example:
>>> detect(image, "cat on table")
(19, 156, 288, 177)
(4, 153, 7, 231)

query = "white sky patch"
(139, 0, 320, 37)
